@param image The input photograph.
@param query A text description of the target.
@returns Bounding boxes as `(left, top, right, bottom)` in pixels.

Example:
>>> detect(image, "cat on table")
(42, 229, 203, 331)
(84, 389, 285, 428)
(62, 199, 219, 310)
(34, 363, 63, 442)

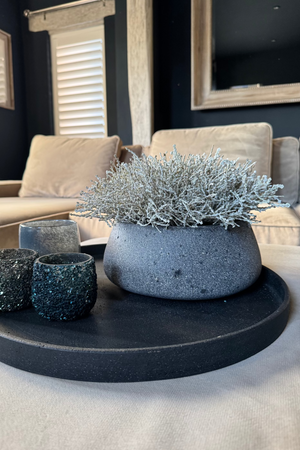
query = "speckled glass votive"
(19, 220, 80, 256)
(0, 248, 38, 312)
(31, 253, 97, 321)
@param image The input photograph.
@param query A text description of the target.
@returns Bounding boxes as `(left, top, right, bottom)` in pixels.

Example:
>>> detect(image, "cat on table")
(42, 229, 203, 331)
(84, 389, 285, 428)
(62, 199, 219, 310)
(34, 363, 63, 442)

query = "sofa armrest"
(0, 181, 22, 197)
(119, 145, 143, 163)
(119, 145, 150, 162)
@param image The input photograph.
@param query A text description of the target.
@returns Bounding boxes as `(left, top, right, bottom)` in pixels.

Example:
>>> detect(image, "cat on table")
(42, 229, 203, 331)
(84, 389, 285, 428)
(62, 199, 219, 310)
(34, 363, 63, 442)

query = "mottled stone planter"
(0, 248, 38, 312)
(31, 253, 97, 321)
(103, 222, 262, 300)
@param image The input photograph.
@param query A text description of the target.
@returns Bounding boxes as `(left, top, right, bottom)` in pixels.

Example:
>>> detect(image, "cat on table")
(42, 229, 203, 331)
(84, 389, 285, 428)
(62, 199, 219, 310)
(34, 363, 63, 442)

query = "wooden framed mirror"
(191, 0, 300, 110)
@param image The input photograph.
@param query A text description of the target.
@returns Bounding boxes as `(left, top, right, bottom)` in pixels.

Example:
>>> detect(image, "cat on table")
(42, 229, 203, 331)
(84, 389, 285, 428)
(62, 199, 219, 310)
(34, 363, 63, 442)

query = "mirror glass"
(212, 0, 300, 91)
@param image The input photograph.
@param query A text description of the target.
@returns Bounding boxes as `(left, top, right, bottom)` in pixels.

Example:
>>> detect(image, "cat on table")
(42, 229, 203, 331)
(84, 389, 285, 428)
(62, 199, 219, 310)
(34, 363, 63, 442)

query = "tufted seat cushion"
(252, 207, 300, 246)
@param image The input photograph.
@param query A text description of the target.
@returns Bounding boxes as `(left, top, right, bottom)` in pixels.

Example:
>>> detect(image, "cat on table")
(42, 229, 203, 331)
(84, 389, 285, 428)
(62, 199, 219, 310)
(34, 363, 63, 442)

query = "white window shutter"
(50, 25, 107, 138)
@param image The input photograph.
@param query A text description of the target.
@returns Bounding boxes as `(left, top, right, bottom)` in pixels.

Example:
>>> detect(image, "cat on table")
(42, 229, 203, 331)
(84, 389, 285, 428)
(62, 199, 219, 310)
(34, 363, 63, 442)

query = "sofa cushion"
(271, 137, 299, 206)
(0, 197, 77, 226)
(252, 206, 300, 246)
(149, 123, 273, 176)
(19, 135, 122, 198)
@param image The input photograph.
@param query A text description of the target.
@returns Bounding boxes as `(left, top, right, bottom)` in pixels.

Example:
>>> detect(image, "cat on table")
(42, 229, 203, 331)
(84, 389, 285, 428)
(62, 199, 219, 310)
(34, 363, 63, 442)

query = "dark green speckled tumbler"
(31, 253, 97, 321)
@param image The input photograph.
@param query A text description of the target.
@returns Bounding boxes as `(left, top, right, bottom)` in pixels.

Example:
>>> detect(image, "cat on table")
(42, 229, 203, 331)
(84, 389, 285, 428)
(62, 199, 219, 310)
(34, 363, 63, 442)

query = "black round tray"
(0, 248, 290, 382)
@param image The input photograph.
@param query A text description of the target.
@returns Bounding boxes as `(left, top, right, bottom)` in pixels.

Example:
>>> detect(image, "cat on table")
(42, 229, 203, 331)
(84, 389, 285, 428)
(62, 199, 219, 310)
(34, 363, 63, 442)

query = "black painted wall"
(0, 0, 27, 180)
(153, 0, 300, 139)
(114, 0, 131, 144)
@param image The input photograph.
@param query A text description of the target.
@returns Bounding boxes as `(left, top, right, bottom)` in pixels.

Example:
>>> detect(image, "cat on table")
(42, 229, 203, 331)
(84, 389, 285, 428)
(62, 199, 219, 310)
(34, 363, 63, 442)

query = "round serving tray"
(0, 250, 290, 382)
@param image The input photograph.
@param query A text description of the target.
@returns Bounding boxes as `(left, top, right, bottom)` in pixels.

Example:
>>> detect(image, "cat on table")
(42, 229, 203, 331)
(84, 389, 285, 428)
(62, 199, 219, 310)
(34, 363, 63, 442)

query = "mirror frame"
(191, 0, 300, 110)
(0, 30, 14, 110)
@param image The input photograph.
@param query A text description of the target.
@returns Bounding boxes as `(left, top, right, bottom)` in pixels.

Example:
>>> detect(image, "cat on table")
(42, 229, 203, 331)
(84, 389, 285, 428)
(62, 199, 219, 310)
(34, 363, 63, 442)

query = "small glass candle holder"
(19, 220, 80, 256)
(31, 252, 97, 321)
(0, 248, 38, 312)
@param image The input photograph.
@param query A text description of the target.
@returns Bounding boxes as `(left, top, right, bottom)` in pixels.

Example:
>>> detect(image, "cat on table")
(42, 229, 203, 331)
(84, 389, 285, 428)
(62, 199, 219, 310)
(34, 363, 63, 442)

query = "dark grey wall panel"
(105, 14, 118, 137)
(114, 0, 132, 144)
(0, 0, 27, 179)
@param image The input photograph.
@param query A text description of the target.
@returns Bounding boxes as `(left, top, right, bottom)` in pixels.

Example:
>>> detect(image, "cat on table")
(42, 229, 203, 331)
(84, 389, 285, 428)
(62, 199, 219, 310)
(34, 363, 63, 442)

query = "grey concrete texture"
(103, 222, 262, 300)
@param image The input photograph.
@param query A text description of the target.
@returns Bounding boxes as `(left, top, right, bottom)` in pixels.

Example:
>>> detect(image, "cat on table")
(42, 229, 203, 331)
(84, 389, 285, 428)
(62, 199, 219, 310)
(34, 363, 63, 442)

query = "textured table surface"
(0, 244, 300, 450)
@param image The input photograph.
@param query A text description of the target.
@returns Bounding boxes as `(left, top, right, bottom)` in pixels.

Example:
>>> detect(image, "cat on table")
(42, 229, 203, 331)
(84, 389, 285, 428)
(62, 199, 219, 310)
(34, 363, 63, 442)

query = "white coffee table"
(0, 244, 299, 450)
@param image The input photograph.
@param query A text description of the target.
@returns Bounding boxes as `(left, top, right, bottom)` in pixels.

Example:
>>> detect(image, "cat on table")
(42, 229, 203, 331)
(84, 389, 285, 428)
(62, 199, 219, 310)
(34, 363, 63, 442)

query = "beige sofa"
(0, 122, 299, 248)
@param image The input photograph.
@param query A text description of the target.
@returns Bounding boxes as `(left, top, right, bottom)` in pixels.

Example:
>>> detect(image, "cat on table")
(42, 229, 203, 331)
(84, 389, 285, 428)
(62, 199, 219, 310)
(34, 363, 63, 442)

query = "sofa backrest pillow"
(19, 135, 122, 198)
(149, 123, 273, 177)
(271, 137, 300, 206)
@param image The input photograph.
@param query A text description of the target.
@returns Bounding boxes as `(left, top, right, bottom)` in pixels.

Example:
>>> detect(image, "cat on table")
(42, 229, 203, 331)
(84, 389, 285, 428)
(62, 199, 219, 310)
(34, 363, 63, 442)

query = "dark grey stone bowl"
(103, 222, 262, 300)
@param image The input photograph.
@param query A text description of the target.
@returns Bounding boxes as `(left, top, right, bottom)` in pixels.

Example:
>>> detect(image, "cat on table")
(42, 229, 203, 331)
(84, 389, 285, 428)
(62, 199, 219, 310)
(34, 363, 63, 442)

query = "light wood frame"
(191, 0, 300, 110)
(127, 0, 153, 146)
(0, 30, 14, 110)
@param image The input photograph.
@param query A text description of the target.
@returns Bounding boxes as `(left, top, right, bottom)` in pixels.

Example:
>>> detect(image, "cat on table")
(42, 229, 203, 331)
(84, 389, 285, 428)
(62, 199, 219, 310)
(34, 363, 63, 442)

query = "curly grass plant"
(75, 147, 289, 229)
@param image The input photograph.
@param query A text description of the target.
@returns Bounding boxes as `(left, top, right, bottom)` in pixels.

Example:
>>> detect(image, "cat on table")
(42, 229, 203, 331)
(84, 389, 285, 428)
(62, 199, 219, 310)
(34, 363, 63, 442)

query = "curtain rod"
(24, 0, 104, 18)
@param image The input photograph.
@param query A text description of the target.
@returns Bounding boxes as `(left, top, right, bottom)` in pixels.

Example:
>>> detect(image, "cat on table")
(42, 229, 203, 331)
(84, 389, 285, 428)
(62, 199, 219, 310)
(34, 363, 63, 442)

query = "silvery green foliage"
(75, 147, 289, 229)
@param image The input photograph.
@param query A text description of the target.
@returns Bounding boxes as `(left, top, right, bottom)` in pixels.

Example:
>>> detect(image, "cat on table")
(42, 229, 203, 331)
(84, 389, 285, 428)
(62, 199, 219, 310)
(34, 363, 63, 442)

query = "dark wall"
(114, 0, 131, 144)
(19, 25, 53, 146)
(0, 0, 27, 179)
(19, 0, 132, 145)
(153, 0, 300, 139)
